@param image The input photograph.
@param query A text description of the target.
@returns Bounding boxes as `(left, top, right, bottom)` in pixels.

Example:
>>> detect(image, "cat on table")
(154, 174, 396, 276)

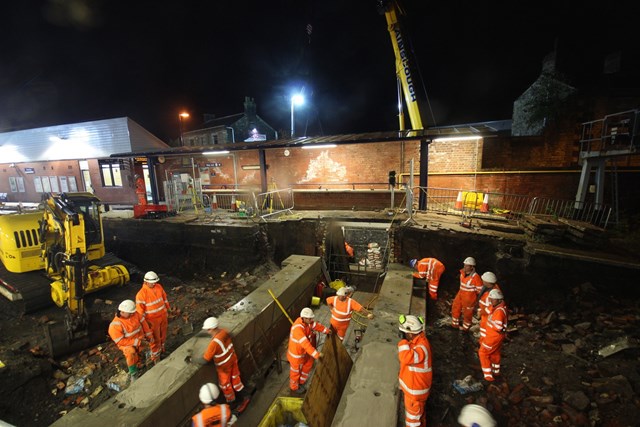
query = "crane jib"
(394, 31, 417, 103)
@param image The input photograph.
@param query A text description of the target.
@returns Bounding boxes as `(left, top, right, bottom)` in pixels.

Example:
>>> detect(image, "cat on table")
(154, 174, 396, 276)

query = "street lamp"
(178, 112, 190, 146)
(290, 94, 304, 138)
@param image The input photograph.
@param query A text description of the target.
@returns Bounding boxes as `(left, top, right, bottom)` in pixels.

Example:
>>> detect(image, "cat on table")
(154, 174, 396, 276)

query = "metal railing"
(254, 187, 294, 220)
(411, 187, 612, 228)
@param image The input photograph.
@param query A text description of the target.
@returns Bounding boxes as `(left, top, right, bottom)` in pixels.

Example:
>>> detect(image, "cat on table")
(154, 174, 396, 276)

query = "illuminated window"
(99, 160, 123, 187)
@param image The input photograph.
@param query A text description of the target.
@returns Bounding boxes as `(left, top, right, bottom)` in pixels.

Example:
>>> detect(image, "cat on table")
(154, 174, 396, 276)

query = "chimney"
(243, 97, 257, 118)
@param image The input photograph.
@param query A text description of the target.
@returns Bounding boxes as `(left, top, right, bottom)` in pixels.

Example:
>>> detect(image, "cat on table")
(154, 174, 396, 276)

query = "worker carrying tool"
(478, 289, 508, 382)
(398, 314, 432, 427)
(108, 299, 154, 381)
(476, 272, 502, 342)
(136, 271, 170, 363)
(457, 404, 496, 427)
(451, 257, 483, 331)
(326, 286, 374, 341)
(192, 383, 237, 427)
(287, 307, 332, 395)
(199, 317, 250, 414)
(409, 258, 445, 301)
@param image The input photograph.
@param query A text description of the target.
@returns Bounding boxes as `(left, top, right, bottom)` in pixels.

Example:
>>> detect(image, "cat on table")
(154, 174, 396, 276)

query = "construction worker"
(451, 257, 483, 331)
(192, 383, 237, 427)
(458, 404, 496, 427)
(200, 317, 250, 414)
(326, 286, 374, 341)
(135, 174, 147, 205)
(108, 299, 154, 381)
(136, 271, 170, 362)
(478, 289, 508, 382)
(287, 307, 332, 394)
(477, 272, 502, 342)
(409, 258, 446, 300)
(398, 314, 432, 427)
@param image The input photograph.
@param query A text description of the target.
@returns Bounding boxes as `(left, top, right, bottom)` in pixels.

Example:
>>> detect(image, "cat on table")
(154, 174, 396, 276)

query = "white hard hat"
(118, 299, 136, 313)
(337, 287, 348, 296)
(409, 259, 417, 268)
(488, 289, 504, 300)
(457, 404, 496, 427)
(199, 383, 220, 404)
(202, 317, 219, 330)
(144, 271, 160, 283)
(481, 272, 497, 284)
(300, 307, 315, 318)
(399, 314, 424, 333)
(463, 257, 476, 266)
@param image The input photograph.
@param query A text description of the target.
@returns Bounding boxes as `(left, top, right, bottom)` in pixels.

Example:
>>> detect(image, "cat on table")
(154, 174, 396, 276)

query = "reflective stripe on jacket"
(203, 329, 238, 368)
(482, 303, 508, 348)
(326, 296, 363, 323)
(398, 333, 432, 399)
(108, 312, 151, 349)
(287, 317, 329, 360)
(136, 284, 169, 319)
(192, 403, 231, 427)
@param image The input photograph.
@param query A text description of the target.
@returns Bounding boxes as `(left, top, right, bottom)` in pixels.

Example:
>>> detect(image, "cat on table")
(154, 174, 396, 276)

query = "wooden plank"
(302, 333, 353, 427)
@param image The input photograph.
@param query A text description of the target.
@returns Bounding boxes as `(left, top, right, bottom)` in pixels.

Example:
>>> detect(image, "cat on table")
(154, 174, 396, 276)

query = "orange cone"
(211, 194, 218, 210)
(231, 195, 237, 212)
(480, 193, 490, 213)
(454, 191, 463, 210)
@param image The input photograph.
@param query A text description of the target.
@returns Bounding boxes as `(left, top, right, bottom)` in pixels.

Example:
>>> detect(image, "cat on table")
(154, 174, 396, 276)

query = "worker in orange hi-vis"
(451, 257, 483, 331)
(398, 314, 432, 427)
(478, 289, 508, 382)
(192, 383, 237, 427)
(108, 299, 154, 381)
(326, 286, 374, 341)
(409, 258, 446, 300)
(135, 271, 170, 362)
(135, 174, 147, 205)
(199, 317, 250, 414)
(476, 272, 502, 343)
(287, 307, 332, 395)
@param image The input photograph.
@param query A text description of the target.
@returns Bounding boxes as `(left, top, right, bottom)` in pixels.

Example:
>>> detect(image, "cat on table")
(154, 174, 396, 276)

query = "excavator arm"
(39, 193, 129, 357)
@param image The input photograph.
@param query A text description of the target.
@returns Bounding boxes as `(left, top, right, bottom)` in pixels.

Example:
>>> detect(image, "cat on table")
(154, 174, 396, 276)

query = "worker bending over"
(451, 257, 483, 331)
(410, 257, 445, 300)
(108, 299, 154, 381)
(326, 286, 373, 341)
(287, 307, 332, 394)
(192, 383, 237, 427)
(398, 314, 432, 427)
(478, 289, 508, 382)
(200, 317, 250, 414)
(136, 271, 170, 362)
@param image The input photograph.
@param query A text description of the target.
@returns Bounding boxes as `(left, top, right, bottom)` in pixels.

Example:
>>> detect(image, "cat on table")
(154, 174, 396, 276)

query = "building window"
(213, 134, 219, 144)
(99, 160, 123, 187)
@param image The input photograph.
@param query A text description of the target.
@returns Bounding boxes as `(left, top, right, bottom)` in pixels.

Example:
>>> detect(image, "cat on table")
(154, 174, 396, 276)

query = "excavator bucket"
(44, 312, 110, 358)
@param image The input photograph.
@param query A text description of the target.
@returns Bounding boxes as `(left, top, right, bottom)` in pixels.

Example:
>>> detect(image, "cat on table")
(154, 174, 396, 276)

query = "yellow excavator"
(0, 192, 130, 357)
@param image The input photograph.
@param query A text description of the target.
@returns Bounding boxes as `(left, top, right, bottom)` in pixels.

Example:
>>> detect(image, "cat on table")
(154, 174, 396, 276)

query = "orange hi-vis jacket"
(326, 296, 363, 324)
(203, 329, 238, 368)
(478, 284, 502, 337)
(483, 302, 508, 348)
(398, 332, 433, 402)
(457, 269, 483, 304)
(136, 284, 170, 319)
(288, 317, 330, 361)
(191, 403, 233, 427)
(108, 312, 152, 350)
(412, 258, 445, 296)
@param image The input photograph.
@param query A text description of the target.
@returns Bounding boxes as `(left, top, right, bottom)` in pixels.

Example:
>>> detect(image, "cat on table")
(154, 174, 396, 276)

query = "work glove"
(228, 414, 238, 425)
(367, 313, 374, 319)
(317, 352, 324, 359)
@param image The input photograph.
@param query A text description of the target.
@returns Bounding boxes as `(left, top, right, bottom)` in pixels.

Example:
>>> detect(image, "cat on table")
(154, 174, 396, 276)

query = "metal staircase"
(575, 109, 639, 224)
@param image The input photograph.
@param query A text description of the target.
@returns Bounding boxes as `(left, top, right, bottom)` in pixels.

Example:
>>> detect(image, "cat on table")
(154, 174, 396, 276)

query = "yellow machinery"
(379, 0, 424, 131)
(0, 192, 130, 357)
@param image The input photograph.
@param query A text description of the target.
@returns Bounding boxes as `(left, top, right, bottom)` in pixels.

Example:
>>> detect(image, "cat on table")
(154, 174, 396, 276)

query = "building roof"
(110, 121, 511, 158)
(0, 117, 169, 163)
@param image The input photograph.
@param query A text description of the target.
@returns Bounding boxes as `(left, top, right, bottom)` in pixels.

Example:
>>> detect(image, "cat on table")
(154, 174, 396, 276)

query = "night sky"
(0, 1, 635, 142)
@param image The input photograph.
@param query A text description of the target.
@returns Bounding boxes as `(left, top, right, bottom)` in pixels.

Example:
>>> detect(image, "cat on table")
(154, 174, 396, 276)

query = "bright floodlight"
(292, 94, 304, 106)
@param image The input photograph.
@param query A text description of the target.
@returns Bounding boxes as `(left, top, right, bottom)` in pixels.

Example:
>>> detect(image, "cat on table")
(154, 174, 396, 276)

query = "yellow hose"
(268, 289, 294, 325)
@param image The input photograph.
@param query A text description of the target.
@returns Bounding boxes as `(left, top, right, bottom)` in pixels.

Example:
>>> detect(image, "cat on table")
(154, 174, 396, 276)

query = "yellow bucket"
(311, 296, 321, 306)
